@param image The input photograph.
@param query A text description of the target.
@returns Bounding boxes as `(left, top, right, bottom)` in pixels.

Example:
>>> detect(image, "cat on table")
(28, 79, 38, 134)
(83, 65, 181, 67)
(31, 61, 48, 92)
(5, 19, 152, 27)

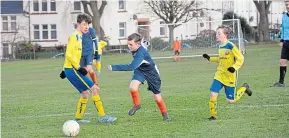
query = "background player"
(107, 33, 169, 121)
(271, 1, 289, 87)
(59, 14, 117, 123)
(81, 22, 99, 85)
(93, 40, 107, 75)
(202, 26, 252, 121)
(173, 37, 181, 62)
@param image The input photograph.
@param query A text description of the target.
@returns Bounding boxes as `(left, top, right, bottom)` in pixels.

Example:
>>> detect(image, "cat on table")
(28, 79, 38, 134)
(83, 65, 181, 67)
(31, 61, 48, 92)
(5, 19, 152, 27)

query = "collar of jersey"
(219, 40, 230, 47)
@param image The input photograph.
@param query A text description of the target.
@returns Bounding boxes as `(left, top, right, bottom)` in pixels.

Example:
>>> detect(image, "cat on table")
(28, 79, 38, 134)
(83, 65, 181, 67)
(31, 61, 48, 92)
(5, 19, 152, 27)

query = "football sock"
(91, 95, 105, 116)
(155, 98, 167, 114)
(279, 66, 287, 84)
(75, 97, 88, 119)
(96, 61, 101, 74)
(234, 87, 246, 102)
(177, 55, 181, 62)
(209, 97, 217, 117)
(130, 90, 140, 106)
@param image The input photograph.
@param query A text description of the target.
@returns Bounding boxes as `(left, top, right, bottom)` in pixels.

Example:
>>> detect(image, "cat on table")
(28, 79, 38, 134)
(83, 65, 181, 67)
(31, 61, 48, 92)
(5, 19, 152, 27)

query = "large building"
(0, 0, 287, 59)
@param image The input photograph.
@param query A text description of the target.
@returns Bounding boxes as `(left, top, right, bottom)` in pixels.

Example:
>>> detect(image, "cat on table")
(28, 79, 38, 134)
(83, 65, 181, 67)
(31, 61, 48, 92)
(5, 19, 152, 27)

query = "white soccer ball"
(62, 120, 80, 137)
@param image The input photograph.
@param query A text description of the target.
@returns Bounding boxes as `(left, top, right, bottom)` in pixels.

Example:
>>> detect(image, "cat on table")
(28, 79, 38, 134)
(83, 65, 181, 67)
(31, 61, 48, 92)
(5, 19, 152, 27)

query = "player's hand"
(202, 54, 210, 60)
(227, 67, 236, 73)
(108, 65, 112, 71)
(94, 50, 98, 56)
(60, 71, 66, 79)
(279, 42, 283, 47)
(78, 67, 88, 75)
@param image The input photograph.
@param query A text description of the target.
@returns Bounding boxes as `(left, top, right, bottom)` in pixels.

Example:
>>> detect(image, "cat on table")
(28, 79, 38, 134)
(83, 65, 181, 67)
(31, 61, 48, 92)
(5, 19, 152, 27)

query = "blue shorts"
(210, 79, 235, 100)
(132, 68, 161, 94)
(80, 54, 94, 67)
(94, 54, 102, 61)
(64, 68, 94, 93)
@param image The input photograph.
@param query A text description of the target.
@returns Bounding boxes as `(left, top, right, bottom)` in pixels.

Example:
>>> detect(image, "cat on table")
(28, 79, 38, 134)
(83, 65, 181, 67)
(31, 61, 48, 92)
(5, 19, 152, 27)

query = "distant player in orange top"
(173, 37, 181, 62)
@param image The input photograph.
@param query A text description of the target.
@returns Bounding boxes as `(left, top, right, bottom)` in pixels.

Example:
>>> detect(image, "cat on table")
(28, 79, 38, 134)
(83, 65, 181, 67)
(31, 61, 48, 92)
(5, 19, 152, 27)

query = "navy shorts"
(281, 41, 289, 60)
(80, 54, 94, 67)
(210, 79, 235, 100)
(94, 54, 102, 61)
(64, 68, 94, 93)
(174, 50, 180, 55)
(132, 68, 161, 94)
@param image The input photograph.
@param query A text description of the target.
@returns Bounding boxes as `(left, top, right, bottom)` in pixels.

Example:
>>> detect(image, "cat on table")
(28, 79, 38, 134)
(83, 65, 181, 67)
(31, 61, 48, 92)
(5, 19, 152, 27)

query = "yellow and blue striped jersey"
(210, 41, 244, 87)
(97, 40, 107, 54)
(63, 31, 83, 69)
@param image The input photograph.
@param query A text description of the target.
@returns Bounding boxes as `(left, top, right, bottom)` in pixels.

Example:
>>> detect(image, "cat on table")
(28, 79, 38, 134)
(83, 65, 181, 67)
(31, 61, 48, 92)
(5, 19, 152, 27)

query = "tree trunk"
(168, 25, 174, 48)
(253, 1, 271, 42)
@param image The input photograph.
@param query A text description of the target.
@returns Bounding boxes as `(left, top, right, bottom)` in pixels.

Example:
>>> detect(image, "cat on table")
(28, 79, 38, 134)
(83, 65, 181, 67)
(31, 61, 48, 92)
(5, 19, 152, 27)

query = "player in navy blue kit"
(81, 25, 99, 85)
(108, 33, 168, 121)
(271, 1, 289, 87)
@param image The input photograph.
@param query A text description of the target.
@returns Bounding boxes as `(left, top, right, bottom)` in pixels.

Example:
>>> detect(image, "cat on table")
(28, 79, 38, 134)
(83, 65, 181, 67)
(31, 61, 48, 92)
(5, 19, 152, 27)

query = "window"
(42, 24, 48, 39)
(119, 0, 126, 10)
(50, 0, 56, 11)
(33, 25, 40, 39)
(33, 0, 39, 12)
(160, 21, 167, 36)
(42, 0, 48, 11)
(10, 16, 17, 31)
(2, 16, 8, 31)
(51, 24, 57, 39)
(74, 1, 81, 11)
(2, 16, 17, 32)
(2, 43, 9, 59)
(119, 22, 126, 38)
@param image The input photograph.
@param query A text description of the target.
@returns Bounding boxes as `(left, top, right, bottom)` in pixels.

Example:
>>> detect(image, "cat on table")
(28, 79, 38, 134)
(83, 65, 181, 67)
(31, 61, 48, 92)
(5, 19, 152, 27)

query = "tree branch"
(81, 1, 92, 17)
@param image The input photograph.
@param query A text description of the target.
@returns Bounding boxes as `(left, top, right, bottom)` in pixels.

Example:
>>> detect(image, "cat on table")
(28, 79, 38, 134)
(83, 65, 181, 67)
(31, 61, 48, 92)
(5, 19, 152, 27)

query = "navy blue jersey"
(82, 27, 98, 56)
(111, 46, 159, 72)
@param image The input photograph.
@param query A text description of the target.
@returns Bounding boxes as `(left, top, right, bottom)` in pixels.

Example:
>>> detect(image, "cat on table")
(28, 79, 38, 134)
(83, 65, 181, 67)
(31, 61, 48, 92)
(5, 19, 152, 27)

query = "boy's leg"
(233, 83, 252, 102)
(64, 68, 91, 123)
(128, 80, 142, 116)
(208, 79, 223, 121)
(85, 54, 98, 85)
(177, 51, 181, 62)
(153, 93, 168, 121)
(174, 51, 177, 61)
(128, 69, 145, 116)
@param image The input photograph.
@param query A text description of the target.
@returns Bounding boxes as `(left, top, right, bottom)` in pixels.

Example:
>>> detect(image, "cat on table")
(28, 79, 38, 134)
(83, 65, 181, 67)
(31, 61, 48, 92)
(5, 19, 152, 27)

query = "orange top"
(173, 40, 181, 51)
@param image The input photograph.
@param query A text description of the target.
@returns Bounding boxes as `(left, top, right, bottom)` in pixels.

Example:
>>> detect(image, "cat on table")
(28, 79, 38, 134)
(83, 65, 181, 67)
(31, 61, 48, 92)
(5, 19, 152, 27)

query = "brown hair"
(217, 26, 231, 38)
(128, 33, 142, 42)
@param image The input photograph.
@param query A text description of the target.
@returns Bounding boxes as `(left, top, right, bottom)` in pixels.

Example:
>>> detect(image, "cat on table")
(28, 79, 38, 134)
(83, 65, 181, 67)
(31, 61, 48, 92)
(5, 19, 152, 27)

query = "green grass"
(2, 44, 289, 138)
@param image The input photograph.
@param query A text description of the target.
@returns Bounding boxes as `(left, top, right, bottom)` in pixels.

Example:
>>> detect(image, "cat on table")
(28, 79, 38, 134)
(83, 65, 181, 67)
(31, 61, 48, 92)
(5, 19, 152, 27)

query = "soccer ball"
(62, 120, 80, 137)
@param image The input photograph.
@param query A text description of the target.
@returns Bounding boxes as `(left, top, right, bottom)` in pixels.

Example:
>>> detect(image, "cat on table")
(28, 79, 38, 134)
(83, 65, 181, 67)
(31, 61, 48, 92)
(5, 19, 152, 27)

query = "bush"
(150, 37, 170, 51)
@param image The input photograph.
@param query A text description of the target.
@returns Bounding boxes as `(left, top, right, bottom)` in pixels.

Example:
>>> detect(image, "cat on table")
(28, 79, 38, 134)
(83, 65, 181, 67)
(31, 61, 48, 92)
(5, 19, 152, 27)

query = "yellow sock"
(91, 95, 105, 116)
(96, 61, 101, 73)
(209, 97, 217, 117)
(75, 97, 88, 119)
(234, 87, 246, 102)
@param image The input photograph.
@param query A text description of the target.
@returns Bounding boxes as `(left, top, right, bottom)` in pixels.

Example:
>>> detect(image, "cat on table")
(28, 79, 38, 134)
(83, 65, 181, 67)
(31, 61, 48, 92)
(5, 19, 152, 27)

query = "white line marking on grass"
(3, 103, 289, 119)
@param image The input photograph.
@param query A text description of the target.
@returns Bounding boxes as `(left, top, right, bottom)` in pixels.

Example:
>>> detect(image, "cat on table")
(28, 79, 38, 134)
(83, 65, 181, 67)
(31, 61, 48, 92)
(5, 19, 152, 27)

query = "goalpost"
(136, 19, 245, 60)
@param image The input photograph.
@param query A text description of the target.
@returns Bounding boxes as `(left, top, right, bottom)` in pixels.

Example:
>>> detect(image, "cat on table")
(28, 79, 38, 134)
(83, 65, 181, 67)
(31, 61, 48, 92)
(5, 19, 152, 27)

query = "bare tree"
(253, 1, 272, 42)
(81, 0, 107, 40)
(143, 0, 205, 45)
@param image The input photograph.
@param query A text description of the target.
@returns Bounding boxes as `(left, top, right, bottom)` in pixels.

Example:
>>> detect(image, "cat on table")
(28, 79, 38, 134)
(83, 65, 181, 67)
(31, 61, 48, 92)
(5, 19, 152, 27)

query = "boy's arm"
(280, 15, 284, 42)
(231, 46, 244, 70)
(65, 36, 80, 69)
(110, 52, 145, 71)
(209, 57, 220, 63)
(90, 28, 99, 50)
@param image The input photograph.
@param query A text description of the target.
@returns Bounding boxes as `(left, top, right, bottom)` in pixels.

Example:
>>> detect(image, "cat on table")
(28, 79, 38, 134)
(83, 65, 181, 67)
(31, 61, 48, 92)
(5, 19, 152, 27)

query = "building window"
(2, 43, 9, 59)
(119, 0, 126, 10)
(33, 0, 39, 12)
(33, 25, 40, 39)
(42, 24, 48, 39)
(119, 22, 126, 38)
(74, 1, 81, 11)
(50, 0, 56, 11)
(2, 16, 8, 31)
(11, 16, 17, 31)
(2, 16, 17, 32)
(51, 24, 57, 39)
(42, 0, 48, 11)
(160, 21, 167, 36)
